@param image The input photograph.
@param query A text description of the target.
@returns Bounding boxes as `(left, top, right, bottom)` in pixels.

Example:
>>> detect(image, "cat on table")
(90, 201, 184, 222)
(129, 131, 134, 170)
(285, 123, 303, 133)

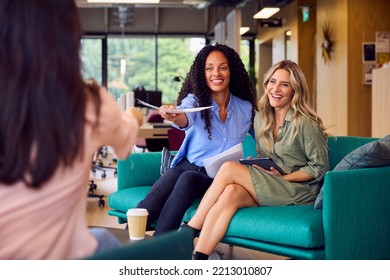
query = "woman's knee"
(217, 184, 257, 209)
(216, 184, 243, 208)
(218, 161, 243, 177)
(176, 172, 211, 189)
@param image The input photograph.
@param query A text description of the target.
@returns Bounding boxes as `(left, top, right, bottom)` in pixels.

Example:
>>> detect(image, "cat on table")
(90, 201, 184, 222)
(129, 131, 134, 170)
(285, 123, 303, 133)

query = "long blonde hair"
(258, 60, 327, 148)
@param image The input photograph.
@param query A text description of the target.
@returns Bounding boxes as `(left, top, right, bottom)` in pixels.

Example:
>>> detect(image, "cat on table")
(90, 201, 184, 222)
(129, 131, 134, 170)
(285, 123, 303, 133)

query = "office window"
(240, 39, 257, 92)
(157, 37, 205, 104)
(81, 35, 206, 104)
(81, 38, 103, 85)
(107, 36, 156, 101)
(240, 40, 250, 72)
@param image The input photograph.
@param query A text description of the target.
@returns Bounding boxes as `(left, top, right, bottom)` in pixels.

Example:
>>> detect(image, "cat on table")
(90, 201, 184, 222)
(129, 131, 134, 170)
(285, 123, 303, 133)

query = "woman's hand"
(159, 105, 181, 121)
(159, 105, 188, 128)
(252, 165, 282, 177)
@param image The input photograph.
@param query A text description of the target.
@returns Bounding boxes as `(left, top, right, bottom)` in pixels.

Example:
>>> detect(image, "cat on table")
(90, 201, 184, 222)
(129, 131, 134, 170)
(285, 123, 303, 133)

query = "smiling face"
(266, 69, 294, 111)
(205, 50, 230, 95)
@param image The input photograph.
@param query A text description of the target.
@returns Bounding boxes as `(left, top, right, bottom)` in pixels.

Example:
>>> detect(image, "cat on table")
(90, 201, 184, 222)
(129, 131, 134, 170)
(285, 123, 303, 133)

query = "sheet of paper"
(136, 99, 213, 113)
(203, 143, 244, 178)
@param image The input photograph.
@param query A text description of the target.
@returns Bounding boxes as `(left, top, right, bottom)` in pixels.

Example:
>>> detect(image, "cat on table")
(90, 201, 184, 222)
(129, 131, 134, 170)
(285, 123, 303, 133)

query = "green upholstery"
(184, 204, 324, 247)
(117, 151, 162, 190)
(323, 167, 390, 259)
(85, 229, 193, 260)
(241, 133, 257, 158)
(226, 206, 324, 248)
(109, 187, 152, 214)
(109, 135, 390, 260)
(327, 136, 377, 170)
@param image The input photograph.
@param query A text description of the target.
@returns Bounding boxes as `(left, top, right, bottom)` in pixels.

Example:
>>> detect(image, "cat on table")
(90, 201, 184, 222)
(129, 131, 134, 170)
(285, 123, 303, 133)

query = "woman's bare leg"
(194, 184, 258, 255)
(188, 161, 258, 230)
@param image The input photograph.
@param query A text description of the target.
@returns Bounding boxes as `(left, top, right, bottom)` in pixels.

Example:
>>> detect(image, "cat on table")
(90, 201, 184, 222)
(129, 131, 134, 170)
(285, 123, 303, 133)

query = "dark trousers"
(136, 158, 213, 236)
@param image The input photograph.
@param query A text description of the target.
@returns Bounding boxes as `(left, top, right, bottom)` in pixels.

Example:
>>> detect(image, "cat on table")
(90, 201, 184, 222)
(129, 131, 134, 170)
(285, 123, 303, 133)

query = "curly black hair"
(177, 43, 257, 139)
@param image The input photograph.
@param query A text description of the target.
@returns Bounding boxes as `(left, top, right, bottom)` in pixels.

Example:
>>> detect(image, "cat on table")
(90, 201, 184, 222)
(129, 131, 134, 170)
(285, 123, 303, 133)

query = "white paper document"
(136, 99, 213, 114)
(203, 143, 244, 178)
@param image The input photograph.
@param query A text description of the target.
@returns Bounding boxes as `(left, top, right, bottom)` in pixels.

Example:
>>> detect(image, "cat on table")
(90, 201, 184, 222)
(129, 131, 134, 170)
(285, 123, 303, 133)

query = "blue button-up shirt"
(171, 93, 253, 167)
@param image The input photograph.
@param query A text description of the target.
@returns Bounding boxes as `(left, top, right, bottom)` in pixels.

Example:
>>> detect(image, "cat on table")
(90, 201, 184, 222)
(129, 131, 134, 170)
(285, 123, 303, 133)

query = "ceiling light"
(240, 27, 250, 35)
(253, 7, 280, 19)
(87, 0, 160, 3)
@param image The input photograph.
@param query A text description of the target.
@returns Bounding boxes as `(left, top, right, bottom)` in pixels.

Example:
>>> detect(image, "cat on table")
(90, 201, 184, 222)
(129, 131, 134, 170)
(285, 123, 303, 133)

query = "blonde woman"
(182, 60, 329, 260)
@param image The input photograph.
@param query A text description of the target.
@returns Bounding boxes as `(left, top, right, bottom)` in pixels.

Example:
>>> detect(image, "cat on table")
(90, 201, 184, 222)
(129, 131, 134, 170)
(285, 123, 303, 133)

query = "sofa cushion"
(226, 206, 324, 248)
(108, 187, 152, 213)
(183, 205, 324, 249)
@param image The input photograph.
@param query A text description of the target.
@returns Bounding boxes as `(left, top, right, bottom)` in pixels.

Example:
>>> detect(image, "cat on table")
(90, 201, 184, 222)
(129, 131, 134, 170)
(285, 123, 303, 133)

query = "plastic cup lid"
(126, 208, 149, 216)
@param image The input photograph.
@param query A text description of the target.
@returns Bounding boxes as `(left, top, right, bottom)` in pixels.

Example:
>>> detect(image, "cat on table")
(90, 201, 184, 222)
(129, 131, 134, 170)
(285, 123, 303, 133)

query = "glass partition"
(157, 37, 205, 104)
(107, 36, 156, 101)
(82, 36, 263, 104)
(81, 37, 103, 85)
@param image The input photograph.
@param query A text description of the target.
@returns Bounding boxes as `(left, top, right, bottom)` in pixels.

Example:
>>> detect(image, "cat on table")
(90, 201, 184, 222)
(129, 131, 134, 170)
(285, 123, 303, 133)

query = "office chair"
(168, 127, 185, 151)
(88, 147, 117, 207)
(88, 180, 105, 207)
(135, 138, 147, 152)
(91, 147, 117, 178)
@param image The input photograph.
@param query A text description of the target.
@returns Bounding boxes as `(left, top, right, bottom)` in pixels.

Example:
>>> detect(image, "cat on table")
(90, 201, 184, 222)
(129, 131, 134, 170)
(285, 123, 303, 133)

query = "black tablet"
(239, 157, 286, 175)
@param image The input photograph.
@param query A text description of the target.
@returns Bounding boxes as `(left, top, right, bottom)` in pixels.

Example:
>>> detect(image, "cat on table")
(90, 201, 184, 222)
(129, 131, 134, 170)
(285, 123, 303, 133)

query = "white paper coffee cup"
(126, 208, 149, 240)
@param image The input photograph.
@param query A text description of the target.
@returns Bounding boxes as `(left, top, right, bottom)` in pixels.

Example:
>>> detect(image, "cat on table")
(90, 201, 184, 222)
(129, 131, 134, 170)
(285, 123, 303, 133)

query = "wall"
(256, 0, 298, 99)
(372, 67, 390, 137)
(316, 0, 390, 136)
(347, 0, 390, 136)
(316, 0, 348, 136)
(297, 0, 317, 109)
(258, 43, 272, 96)
(256, 0, 316, 106)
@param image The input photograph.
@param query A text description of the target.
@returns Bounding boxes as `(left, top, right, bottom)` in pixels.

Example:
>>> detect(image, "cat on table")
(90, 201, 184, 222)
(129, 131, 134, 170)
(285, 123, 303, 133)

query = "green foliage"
(82, 37, 203, 103)
(157, 38, 200, 104)
(81, 39, 102, 84)
(80, 38, 257, 104)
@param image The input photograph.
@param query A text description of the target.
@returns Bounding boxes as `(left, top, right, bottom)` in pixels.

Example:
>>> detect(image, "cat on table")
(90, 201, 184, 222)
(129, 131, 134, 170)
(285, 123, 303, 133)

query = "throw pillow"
(314, 134, 390, 209)
(160, 147, 175, 175)
(333, 134, 390, 170)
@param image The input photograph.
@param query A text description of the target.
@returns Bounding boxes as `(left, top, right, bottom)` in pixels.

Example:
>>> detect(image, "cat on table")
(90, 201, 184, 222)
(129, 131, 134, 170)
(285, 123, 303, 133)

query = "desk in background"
(138, 122, 171, 139)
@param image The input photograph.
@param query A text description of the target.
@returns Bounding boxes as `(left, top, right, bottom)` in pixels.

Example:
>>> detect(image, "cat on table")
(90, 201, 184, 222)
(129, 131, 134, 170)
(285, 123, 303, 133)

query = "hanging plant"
(321, 22, 335, 64)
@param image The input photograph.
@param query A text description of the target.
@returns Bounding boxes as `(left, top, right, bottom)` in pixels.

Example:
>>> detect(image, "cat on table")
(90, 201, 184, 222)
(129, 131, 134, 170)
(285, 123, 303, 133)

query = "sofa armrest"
(117, 151, 162, 190)
(322, 166, 390, 259)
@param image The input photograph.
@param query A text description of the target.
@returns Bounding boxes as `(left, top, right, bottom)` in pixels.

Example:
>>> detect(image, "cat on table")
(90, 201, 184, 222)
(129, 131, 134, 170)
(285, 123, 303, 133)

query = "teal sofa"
(108, 135, 390, 260)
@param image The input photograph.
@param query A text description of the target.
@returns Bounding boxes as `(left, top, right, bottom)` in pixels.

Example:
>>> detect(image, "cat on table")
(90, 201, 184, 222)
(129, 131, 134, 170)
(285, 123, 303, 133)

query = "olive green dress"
(248, 109, 329, 206)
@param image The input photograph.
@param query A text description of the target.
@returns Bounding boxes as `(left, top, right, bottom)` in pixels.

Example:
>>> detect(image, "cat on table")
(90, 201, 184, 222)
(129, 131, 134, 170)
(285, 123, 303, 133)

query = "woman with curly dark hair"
(136, 43, 257, 238)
